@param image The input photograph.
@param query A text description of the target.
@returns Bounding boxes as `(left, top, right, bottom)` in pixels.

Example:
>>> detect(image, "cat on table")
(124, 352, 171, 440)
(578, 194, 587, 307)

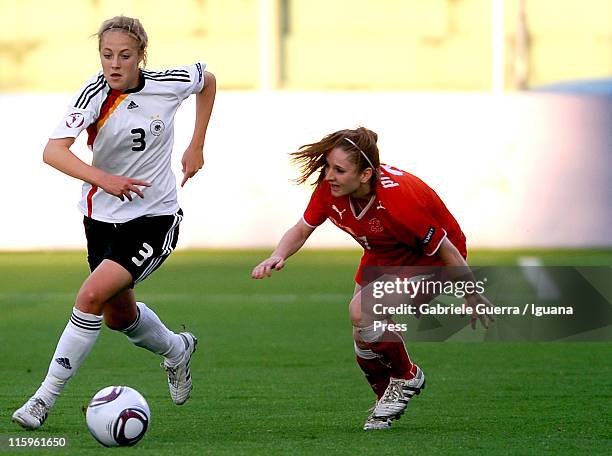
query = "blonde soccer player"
(13, 16, 216, 429)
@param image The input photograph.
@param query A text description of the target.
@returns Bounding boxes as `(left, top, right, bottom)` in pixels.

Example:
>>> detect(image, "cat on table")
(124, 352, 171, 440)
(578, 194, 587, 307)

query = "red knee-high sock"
(370, 330, 416, 380)
(356, 355, 391, 399)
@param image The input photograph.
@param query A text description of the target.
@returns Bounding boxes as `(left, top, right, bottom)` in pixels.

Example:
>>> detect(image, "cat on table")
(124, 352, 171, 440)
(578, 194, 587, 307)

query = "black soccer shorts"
(83, 209, 183, 285)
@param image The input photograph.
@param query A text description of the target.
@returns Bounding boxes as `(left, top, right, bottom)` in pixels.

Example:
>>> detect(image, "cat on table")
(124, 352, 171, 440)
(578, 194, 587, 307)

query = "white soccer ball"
(86, 386, 151, 447)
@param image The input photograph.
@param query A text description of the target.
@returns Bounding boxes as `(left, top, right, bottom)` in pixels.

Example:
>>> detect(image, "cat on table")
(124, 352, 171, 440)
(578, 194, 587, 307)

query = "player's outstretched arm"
(251, 219, 315, 279)
(43, 138, 151, 201)
(437, 237, 494, 329)
(181, 71, 216, 187)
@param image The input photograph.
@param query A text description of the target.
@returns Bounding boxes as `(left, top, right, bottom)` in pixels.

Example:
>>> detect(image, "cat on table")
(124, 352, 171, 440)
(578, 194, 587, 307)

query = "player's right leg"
(350, 282, 425, 427)
(355, 341, 393, 430)
(12, 261, 132, 430)
(351, 285, 391, 396)
(350, 284, 392, 430)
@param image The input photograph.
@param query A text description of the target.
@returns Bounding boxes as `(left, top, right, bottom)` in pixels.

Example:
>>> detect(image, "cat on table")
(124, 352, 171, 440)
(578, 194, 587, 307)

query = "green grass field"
(0, 249, 611, 455)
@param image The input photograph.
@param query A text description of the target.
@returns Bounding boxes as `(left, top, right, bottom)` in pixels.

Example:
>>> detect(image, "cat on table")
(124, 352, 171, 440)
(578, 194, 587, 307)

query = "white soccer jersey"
(51, 63, 206, 223)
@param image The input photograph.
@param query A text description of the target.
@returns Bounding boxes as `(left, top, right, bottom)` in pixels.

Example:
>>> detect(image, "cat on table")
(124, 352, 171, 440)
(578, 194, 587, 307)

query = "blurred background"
(0, 0, 610, 249)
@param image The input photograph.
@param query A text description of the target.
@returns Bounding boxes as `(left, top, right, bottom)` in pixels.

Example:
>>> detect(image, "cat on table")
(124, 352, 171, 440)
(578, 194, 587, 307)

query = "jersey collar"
(123, 71, 145, 94)
(349, 194, 376, 220)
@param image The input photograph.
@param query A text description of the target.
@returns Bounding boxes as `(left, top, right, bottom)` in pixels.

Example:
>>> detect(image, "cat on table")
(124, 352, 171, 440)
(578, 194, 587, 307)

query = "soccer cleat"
(12, 397, 50, 430)
(162, 332, 197, 405)
(372, 365, 425, 421)
(363, 401, 392, 430)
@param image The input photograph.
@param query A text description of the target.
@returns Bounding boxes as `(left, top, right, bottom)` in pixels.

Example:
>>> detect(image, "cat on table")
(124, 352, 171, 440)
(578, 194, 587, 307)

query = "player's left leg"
(105, 289, 184, 360)
(105, 291, 197, 405)
(107, 210, 196, 405)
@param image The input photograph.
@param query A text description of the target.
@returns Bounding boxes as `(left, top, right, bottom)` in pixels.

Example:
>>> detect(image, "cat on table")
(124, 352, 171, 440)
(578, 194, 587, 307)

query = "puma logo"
(331, 204, 346, 220)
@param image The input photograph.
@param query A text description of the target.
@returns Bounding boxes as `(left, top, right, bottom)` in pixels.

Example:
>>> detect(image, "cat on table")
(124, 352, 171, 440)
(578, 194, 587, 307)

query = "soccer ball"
(86, 386, 150, 447)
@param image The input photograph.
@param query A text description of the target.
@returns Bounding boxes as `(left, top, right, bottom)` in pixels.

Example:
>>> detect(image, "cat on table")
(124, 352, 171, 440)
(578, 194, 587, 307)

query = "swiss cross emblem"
(369, 218, 383, 233)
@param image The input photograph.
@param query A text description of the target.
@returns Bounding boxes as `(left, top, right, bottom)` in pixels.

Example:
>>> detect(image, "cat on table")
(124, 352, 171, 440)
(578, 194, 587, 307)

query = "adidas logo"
(127, 100, 139, 110)
(55, 357, 72, 370)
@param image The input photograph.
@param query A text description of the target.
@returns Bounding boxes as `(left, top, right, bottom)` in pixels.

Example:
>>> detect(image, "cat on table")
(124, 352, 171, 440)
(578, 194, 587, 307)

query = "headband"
(344, 137, 375, 170)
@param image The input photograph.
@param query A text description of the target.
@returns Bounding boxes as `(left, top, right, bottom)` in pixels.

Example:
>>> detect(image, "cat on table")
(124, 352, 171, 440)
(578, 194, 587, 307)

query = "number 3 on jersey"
(132, 242, 153, 266)
(131, 128, 146, 152)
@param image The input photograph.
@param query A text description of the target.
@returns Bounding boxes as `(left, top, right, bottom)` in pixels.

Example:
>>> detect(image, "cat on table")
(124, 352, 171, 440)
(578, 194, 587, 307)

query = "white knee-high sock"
(35, 307, 102, 407)
(122, 302, 184, 364)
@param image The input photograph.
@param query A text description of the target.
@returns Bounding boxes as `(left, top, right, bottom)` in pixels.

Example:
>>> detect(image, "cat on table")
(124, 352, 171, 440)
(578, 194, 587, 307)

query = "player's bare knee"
(350, 306, 363, 327)
(75, 287, 104, 314)
(351, 306, 377, 329)
(349, 294, 366, 327)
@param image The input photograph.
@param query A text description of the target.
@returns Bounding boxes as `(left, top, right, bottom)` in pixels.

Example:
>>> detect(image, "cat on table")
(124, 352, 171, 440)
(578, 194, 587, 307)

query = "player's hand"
(251, 256, 285, 279)
(464, 293, 494, 330)
(181, 146, 204, 187)
(99, 174, 151, 201)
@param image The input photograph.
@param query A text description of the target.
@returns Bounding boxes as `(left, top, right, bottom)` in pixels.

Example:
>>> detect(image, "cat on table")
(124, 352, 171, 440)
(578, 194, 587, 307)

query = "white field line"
(0, 292, 348, 304)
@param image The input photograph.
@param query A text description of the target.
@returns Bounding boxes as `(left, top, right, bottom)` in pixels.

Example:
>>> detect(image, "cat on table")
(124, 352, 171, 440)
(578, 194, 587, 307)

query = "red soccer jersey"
(303, 164, 467, 285)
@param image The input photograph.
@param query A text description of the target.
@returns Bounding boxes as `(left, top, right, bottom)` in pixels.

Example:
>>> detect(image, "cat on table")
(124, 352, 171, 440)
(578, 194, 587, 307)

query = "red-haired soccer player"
(252, 127, 491, 430)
